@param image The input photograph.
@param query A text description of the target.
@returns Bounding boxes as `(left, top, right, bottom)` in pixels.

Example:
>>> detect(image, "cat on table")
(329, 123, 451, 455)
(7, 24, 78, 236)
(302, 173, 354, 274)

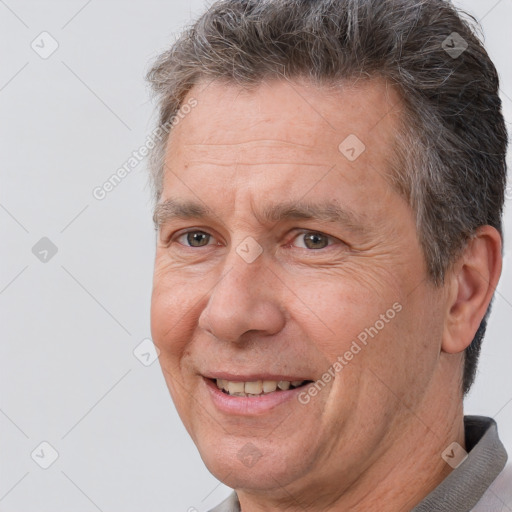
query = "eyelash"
(171, 229, 342, 250)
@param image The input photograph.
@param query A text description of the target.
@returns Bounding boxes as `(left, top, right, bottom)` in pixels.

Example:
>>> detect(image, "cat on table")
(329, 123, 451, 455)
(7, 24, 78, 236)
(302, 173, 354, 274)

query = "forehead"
(160, 78, 405, 222)
(166, 77, 403, 162)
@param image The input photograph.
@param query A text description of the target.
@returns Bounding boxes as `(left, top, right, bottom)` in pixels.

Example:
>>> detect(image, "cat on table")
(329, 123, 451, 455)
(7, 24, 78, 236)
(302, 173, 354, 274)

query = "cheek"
(150, 278, 200, 416)
(150, 269, 197, 363)
(358, 289, 444, 407)
(293, 272, 402, 360)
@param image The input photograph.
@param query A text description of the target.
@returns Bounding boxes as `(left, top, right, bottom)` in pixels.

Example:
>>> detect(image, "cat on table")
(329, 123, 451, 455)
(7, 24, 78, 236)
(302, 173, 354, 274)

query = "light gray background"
(0, 0, 511, 510)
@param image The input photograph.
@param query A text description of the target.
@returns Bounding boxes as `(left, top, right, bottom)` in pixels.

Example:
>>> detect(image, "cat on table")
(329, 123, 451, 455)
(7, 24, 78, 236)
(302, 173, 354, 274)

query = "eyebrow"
(153, 198, 208, 227)
(153, 197, 368, 234)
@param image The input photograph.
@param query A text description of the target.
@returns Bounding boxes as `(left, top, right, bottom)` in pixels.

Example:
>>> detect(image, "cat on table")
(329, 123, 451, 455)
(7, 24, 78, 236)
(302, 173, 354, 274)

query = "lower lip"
(204, 378, 308, 415)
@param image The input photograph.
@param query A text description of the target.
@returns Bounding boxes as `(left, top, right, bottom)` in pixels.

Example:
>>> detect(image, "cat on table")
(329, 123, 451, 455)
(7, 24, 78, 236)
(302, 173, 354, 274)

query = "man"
(146, 0, 511, 510)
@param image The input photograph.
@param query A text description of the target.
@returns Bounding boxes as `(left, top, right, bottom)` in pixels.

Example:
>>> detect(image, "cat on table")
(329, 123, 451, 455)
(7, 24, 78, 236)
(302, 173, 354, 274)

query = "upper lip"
(204, 372, 312, 382)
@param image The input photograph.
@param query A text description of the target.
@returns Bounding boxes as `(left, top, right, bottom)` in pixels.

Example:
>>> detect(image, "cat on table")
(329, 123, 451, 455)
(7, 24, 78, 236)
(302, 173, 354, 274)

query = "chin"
(196, 432, 313, 492)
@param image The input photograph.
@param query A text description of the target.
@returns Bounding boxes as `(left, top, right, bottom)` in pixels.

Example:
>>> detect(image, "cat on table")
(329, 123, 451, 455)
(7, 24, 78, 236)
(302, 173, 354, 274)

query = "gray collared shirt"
(209, 416, 510, 511)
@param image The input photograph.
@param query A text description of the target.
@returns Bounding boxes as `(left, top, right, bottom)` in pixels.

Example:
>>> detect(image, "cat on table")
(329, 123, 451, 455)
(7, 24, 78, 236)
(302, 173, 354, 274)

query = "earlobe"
(441, 226, 502, 354)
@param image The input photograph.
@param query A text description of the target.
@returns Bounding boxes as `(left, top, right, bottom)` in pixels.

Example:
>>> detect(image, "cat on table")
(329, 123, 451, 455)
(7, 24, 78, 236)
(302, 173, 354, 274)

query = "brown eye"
(304, 232, 329, 249)
(292, 231, 332, 250)
(182, 231, 211, 247)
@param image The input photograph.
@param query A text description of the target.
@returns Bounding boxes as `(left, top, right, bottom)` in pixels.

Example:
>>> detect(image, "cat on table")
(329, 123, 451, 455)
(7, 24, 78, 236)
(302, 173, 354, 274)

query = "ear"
(442, 225, 502, 354)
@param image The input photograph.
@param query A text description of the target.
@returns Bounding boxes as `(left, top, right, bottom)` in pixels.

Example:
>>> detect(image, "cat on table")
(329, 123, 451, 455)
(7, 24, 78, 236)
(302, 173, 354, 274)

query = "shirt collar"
(412, 415, 508, 511)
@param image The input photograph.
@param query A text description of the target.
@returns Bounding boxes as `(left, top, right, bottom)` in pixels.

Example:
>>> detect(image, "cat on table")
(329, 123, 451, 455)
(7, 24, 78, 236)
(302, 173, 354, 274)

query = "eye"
(176, 230, 215, 248)
(291, 231, 339, 250)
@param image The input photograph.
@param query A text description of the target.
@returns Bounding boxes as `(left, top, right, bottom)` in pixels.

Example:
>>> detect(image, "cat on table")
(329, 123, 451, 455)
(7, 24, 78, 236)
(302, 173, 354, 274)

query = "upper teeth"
(216, 379, 305, 396)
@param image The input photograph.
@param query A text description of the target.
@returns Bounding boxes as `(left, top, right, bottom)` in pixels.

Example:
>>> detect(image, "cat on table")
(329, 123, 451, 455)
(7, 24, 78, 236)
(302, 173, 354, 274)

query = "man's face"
(150, 79, 448, 497)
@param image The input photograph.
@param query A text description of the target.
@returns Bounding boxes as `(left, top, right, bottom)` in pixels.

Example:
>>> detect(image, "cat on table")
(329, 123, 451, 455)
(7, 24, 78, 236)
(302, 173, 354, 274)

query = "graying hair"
(146, 0, 508, 394)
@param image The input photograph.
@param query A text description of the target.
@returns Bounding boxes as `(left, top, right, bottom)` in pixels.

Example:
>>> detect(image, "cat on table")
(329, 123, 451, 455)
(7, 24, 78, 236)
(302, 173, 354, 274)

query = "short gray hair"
(146, 0, 508, 394)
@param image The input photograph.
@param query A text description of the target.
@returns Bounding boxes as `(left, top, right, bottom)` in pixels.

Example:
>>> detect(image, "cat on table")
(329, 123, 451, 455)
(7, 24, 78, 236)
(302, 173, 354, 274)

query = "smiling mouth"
(213, 378, 313, 397)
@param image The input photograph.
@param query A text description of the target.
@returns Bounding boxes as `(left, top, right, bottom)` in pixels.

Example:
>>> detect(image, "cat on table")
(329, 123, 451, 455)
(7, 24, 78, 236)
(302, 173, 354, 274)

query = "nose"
(198, 251, 286, 343)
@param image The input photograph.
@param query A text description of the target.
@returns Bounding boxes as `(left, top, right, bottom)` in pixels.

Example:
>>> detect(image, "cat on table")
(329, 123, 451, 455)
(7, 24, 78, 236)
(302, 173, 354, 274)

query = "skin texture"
(150, 78, 502, 511)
